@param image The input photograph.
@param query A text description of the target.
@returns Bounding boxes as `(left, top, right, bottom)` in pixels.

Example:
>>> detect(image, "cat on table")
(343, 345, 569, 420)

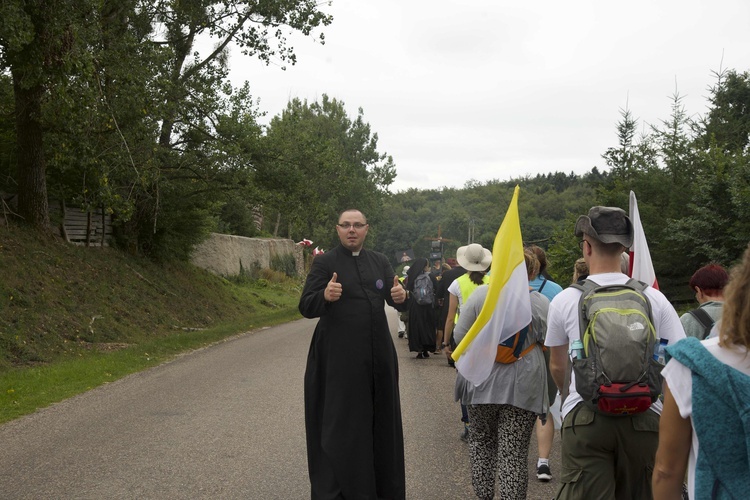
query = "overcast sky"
(223, 0, 750, 193)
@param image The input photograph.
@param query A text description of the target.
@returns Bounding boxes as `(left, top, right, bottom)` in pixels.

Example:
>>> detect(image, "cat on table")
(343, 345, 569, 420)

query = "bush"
(271, 252, 297, 277)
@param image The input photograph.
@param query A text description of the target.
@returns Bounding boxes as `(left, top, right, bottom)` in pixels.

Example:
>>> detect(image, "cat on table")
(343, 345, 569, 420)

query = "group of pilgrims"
(298, 207, 750, 500)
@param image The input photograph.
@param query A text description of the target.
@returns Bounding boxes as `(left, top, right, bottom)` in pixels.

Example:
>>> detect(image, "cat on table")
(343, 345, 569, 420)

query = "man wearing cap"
(544, 206, 684, 500)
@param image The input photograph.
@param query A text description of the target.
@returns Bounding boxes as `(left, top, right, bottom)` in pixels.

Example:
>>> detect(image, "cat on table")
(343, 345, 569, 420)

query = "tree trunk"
(13, 70, 50, 230)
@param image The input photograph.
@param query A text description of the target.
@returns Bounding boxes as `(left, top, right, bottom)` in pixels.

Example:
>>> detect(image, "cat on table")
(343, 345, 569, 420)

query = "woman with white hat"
(442, 243, 492, 351)
(442, 243, 492, 440)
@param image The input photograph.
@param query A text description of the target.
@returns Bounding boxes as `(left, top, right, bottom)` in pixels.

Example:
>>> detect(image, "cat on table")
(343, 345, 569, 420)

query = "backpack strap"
(538, 278, 547, 293)
(513, 325, 530, 358)
(569, 278, 600, 341)
(561, 279, 598, 405)
(624, 278, 654, 324)
(688, 308, 715, 340)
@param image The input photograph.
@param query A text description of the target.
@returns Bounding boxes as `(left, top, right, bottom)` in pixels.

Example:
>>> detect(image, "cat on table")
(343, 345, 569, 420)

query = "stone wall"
(190, 233, 304, 277)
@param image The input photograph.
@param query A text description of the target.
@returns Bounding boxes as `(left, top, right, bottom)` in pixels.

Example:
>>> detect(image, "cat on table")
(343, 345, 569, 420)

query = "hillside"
(0, 223, 302, 370)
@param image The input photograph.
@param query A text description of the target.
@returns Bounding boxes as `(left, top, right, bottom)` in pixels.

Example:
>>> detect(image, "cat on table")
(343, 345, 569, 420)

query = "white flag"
(629, 191, 658, 289)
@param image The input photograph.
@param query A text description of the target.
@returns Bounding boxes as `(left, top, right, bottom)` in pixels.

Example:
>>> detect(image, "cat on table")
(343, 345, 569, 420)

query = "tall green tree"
(698, 69, 750, 153)
(666, 70, 750, 271)
(0, 0, 99, 229)
(1, 0, 332, 260)
(261, 95, 396, 248)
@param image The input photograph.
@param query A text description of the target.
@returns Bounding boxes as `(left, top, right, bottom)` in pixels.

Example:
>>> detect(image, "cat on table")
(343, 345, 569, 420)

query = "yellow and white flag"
(452, 186, 531, 386)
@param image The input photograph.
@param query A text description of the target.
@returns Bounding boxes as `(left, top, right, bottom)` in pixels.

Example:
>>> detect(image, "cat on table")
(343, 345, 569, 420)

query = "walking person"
(453, 248, 550, 499)
(406, 258, 437, 359)
(653, 244, 750, 499)
(433, 262, 452, 354)
(436, 260, 466, 366)
(298, 209, 408, 499)
(528, 245, 564, 301)
(526, 245, 563, 482)
(546, 206, 685, 500)
(443, 243, 491, 440)
(679, 263, 728, 340)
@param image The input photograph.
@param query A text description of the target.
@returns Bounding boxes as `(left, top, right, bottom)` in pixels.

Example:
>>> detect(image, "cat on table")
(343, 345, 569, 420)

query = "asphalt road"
(0, 308, 560, 499)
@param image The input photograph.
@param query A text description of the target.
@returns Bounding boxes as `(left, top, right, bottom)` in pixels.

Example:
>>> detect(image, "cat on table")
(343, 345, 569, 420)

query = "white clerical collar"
(352, 251, 361, 257)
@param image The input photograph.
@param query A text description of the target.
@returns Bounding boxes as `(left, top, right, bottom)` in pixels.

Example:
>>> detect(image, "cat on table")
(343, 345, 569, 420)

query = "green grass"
(0, 223, 303, 424)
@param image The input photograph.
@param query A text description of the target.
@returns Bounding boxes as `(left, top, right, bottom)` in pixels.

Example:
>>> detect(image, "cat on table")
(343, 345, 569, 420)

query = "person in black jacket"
(406, 258, 437, 358)
(299, 209, 408, 500)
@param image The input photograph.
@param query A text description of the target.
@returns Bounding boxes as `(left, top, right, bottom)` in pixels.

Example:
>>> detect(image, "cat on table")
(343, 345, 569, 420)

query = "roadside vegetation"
(0, 223, 302, 424)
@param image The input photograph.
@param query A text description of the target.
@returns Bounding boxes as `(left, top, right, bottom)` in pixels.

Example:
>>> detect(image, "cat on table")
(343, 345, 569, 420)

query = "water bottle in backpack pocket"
(571, 278, 663, 416)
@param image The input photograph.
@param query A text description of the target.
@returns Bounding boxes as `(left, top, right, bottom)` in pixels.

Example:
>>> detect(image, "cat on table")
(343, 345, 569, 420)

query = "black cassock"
(299, 245, 406, 500)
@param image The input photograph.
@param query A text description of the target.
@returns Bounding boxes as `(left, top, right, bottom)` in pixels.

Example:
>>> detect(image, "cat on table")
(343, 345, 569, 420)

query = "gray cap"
(575, 206, 633, 247)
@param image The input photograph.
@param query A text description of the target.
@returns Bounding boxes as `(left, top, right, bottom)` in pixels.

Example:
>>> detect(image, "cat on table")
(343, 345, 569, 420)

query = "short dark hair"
(587, 237, 626, 257)
(338, 209, 366, 222)
(689, 264, 729, 296)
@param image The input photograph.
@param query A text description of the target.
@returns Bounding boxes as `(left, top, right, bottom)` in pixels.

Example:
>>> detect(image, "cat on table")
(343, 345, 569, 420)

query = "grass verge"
(0, 223, 303, 424)
(0, 307, 300, 424)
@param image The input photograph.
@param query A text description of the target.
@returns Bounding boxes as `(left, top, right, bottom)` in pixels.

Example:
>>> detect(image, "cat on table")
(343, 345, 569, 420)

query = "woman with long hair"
(653, 244, 750, 499)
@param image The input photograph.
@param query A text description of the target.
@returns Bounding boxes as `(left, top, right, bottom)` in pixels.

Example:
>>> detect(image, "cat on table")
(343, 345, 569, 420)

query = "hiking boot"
(536, 463, 552, 482)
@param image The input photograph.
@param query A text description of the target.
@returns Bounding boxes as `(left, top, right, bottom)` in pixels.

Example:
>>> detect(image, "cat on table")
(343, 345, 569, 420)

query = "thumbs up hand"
(390, 275, 406, 304)
(324, 272, 343, 302)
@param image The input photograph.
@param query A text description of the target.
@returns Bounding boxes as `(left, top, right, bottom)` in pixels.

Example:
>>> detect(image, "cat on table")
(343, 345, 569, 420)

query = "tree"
(0, 0, 99, 229)
(664, 69, 750, 275)
(601, 105, 640, 180)
(1, 0, 333, 263)
(698, 69, 750, 153)
(261, 95, 396, 247)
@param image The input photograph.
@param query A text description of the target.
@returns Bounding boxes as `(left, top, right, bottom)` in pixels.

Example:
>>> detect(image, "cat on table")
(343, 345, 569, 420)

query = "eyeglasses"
(337, 223, 368, 230)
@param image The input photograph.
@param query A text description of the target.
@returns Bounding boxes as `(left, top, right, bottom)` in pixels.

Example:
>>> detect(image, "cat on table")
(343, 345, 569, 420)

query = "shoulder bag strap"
(688, 308, 715, 340)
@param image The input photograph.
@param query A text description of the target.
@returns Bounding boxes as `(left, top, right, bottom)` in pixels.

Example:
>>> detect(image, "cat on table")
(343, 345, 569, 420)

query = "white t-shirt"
(544, 273, 686, 417)
(662, 337, 750, 500)
(447, 279, 462, 306)
(447, 275, 487, 311)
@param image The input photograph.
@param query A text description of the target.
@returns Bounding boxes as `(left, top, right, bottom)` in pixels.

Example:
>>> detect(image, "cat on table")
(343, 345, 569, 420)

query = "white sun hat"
(456, 244, 492, 272)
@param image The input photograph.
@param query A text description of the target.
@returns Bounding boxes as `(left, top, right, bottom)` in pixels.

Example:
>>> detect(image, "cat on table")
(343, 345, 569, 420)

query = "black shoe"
(460, 424, 469, 442)
(448, 358, 455, 367)
(537, 463, 552, 482)
(422, 351, 430, 358)
(415, 352, 425, 359)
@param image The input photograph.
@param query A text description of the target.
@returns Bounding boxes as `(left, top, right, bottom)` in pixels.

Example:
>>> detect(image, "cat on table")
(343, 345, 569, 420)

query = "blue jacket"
(667, 337, 750, 499)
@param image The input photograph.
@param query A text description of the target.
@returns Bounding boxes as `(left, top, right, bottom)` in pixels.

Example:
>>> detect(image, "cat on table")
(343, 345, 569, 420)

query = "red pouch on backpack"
(597, 383, 652, 415)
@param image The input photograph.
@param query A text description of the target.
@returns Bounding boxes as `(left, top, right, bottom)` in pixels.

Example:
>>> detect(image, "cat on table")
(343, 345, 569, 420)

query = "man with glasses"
(299, 209, 408, 500)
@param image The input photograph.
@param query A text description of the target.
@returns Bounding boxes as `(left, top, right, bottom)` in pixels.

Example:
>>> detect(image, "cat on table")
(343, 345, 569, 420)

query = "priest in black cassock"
(299, 209, 408, 500)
